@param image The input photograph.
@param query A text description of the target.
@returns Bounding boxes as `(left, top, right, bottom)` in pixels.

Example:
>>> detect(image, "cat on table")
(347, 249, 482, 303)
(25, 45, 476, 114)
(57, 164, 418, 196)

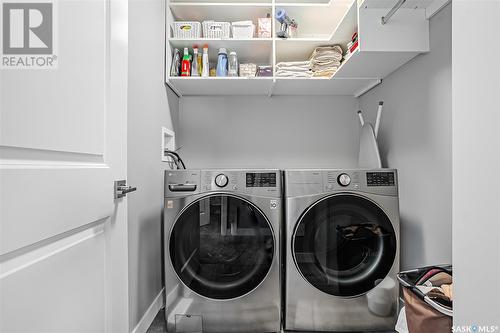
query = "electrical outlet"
(162, 127, 176, 163)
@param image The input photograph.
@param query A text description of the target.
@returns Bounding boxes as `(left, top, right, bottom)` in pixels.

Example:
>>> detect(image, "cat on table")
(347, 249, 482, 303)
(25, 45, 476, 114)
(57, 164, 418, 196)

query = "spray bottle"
(181, 47, 191, 77)
(197, 49, 202, 76)
(191, 45, 200, 76)
(201, 44, 209, 77)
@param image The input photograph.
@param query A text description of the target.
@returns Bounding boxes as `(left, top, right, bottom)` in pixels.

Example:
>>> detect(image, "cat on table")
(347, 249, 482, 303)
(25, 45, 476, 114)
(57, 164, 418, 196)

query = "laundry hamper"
(397, 265, 453, 333)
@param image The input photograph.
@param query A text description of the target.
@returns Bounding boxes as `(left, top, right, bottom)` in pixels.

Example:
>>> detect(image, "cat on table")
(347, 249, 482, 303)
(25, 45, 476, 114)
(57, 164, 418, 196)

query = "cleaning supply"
(191, 45, 199, 76)
(258, 14, 272, 38)
(181, 47, 191, 76)
(275, 9, 297, 38)
(170, 48, 181, 76)
(202, 44, 209, 77)
(228, 51, 238, 77)
(196, 49, 202, 76)
(216, 48, 228, 77)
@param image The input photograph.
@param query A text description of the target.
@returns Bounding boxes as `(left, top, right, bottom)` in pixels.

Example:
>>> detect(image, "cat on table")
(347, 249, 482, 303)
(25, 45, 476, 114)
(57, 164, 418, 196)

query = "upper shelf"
(275, 1, 356, 62)
(170, 0, 271, 3)
(273, 1, 352, 39)
(168, 3, 272, 26)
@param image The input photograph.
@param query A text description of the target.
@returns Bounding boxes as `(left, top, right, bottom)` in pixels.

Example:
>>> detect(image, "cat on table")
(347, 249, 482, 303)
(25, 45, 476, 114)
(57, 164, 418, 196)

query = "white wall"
(128, 0, 179, 330)
(358, 4, 452, 270)
(452, 0, 500, 327)
(178, 96, 359, 169)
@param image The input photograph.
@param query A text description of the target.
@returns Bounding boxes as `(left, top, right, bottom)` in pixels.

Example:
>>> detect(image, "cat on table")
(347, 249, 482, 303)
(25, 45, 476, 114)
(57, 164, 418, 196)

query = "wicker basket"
(173, 21, 201, 38)
(203, 21, 230, 38)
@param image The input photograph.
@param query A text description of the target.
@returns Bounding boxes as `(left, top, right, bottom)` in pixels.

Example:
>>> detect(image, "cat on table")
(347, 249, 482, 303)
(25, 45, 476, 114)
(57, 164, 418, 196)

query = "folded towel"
(276, 70, 313, 78)
(276, 61, 311, 69)
(312, 68, 338, 78)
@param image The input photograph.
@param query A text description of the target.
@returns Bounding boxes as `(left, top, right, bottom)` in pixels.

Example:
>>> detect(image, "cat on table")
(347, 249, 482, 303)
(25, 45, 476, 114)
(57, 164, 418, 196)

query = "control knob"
(338, 173, 351, 187)
(215, 174, 229, 188)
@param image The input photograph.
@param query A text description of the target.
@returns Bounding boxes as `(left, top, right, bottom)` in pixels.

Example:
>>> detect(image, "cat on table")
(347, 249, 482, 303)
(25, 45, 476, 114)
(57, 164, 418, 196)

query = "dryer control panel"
(366, 171, 396, 187)
(284, 169, 398, 197)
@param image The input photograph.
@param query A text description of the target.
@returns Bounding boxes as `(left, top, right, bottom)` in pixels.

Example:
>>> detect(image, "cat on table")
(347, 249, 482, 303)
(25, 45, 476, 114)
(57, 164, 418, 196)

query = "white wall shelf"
(167, 77, 275, 96)
(165, 0, 441, 96)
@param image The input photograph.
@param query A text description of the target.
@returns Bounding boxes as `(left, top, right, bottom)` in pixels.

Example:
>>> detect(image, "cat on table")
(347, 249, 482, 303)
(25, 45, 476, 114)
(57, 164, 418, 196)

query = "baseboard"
(131, 288, 165, 333)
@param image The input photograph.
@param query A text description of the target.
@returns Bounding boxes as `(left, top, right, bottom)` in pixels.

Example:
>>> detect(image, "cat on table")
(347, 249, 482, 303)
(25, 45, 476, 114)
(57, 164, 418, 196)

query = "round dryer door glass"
(169, 195, 275, 300)
(293, 194, 396, 297)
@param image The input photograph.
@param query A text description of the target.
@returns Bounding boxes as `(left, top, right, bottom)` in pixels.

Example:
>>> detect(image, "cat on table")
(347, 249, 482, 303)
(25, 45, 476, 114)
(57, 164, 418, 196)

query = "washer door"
(170, 194, 275, 300)
(293, 194, 396, 297)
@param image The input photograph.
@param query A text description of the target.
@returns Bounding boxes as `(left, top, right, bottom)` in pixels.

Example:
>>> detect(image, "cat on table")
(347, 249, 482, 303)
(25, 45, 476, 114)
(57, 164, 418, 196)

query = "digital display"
(246, 173, 277, 188)
(367, 172, 395, 186)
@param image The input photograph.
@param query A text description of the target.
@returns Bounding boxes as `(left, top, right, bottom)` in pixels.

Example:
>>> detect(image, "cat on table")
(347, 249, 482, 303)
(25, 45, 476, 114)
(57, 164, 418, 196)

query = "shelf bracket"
(381, 0, 407, 25)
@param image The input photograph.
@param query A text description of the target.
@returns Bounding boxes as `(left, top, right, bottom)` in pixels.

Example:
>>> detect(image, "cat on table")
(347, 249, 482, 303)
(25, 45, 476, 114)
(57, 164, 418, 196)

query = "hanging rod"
(381, 0, 407, 25)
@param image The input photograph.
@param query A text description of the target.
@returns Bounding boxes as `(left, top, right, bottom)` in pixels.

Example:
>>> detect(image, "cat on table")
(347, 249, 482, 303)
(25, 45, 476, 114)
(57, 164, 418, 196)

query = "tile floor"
(146, 309, 396, 333)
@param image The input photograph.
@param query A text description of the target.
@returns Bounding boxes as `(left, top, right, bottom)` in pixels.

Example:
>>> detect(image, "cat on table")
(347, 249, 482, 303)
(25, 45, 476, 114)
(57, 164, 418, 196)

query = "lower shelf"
(166, 76, 381, 97)
(335, 49, 421, 78)
(272, 77, 380, 96)
(167, 77, 274, 96)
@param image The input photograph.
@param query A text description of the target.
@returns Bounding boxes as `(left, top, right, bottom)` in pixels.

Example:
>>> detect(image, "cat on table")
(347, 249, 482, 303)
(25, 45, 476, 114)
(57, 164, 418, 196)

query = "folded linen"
(276, 61, 311, 69)
(276, 71, 313, 78)
(308, 45, 343, 78)
(275, 45, 343, 79)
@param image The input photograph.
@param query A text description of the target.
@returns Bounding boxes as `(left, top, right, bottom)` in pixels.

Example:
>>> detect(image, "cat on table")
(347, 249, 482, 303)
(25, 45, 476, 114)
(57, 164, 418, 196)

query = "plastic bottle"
(181, 47, 191, 76)
(216, 48, 228, 77)
(191, 45, 199, 77)
(201, 44, 209, 77)
(170, 48, 181, 76)
(197, 50, 202, 76)
(228, 51, 238, 77)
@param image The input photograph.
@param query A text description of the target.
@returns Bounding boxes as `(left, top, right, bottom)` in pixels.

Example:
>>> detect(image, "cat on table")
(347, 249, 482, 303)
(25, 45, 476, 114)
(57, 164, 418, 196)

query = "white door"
(0, 0, 129, 332)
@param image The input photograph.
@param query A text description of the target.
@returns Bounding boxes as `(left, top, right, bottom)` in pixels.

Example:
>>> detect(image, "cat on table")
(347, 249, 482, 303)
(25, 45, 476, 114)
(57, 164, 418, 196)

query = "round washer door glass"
(170, 195, 275, 300)
(293, 194, 396, 297)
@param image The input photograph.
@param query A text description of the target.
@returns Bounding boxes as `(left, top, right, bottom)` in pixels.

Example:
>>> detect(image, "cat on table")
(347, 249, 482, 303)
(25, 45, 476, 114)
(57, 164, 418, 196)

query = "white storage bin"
(203, 21, 230, 39)
(231, 21, 255, 39)
(173, 21, 201, 38)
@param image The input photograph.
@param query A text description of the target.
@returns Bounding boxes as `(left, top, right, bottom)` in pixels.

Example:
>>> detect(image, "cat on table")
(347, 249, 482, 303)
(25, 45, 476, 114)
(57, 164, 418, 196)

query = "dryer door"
(169, 194, 275, 300)
(293, 194, 396, 297)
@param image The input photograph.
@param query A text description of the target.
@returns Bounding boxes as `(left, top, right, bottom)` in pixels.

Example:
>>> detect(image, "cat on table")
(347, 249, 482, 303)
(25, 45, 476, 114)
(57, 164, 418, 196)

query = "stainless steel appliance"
(284, 169, 400, 332)
(164, 169, 281, 333)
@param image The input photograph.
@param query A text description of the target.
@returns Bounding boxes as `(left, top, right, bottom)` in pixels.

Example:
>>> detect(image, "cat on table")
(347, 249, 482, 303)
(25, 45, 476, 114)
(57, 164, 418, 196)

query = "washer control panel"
(246, 172, 277, 188)
(202, 170, 280, 196)
(366, 171, 396, 187)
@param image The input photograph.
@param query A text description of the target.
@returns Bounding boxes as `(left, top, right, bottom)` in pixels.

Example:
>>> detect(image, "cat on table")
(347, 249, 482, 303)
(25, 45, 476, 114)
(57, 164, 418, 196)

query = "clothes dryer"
(284, 169, 400, 331)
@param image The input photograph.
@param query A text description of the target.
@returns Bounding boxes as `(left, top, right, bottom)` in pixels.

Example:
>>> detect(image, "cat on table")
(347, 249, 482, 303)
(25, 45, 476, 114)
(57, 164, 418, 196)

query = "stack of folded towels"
(309, 45, 343, 77)
(275, 45, 343, 78)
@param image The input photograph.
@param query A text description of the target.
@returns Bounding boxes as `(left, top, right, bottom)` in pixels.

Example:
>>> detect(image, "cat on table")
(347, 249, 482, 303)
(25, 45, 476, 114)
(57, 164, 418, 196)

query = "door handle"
(114, 180, 137, 199)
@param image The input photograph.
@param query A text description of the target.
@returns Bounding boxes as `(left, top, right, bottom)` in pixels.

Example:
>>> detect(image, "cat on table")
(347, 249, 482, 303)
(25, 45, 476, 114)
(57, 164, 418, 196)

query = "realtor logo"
(1, 1, 57, 68)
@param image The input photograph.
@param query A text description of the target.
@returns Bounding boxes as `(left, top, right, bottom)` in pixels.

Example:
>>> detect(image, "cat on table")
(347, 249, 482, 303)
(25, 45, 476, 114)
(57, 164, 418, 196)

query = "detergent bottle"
(191, 45, 199, 76)
(181, 47, 191, 76)
(201, 44, 209, 77)
(216, 48, 228, 77)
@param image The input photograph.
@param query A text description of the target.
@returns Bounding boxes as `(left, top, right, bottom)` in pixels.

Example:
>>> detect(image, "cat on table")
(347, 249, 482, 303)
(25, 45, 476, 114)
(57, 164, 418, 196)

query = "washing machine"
(284, 169, 400, 332)
(164, 169, 281, 333)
